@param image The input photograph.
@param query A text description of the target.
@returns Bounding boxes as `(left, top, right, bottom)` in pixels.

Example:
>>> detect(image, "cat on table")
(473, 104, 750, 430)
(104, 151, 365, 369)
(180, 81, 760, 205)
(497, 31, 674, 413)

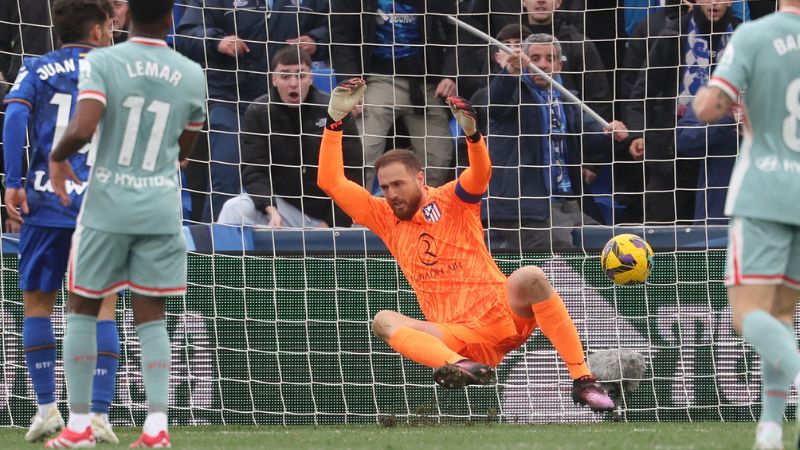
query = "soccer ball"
(600, 234, 654, 285)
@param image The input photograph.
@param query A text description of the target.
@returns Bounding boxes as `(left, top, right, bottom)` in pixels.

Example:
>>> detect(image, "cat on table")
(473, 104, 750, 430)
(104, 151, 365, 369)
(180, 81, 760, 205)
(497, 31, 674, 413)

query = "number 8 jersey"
(709, 8, 800, 225)
(77, 37, 206, 234)
(4, 44, 95, 228)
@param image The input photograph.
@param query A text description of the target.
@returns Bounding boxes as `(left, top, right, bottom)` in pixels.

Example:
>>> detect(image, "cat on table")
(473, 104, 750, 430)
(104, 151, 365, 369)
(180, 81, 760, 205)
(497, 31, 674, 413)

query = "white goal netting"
(0, 0, 782, 426)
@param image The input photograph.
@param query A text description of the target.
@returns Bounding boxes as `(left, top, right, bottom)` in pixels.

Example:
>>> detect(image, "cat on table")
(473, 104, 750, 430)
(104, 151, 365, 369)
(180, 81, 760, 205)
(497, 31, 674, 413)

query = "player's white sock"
(67, 412, 90, 431)
(38, 402, 57, 418)
(794, 369, 800, 391)
(757, 420, 782, 435)
(143, 412, 168, 435)
(755, 420, 783, 449)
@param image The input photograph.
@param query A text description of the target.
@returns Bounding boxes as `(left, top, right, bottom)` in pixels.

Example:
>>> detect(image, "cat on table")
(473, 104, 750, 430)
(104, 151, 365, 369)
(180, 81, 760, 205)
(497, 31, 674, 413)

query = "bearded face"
(377, 162, 425, 221)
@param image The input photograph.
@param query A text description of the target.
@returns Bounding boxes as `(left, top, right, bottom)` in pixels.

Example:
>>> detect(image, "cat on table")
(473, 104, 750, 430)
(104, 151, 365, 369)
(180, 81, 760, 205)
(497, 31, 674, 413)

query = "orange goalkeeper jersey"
(318, 129, 508, 327)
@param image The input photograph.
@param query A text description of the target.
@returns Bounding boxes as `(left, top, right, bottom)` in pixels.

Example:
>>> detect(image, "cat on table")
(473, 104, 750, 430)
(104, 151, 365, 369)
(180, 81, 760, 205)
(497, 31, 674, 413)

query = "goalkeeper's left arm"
(447, 96, 491, 197)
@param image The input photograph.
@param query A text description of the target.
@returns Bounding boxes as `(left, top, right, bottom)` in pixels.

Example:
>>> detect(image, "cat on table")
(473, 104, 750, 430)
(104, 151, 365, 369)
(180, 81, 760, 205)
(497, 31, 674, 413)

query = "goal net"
(0, 0, 778, 426)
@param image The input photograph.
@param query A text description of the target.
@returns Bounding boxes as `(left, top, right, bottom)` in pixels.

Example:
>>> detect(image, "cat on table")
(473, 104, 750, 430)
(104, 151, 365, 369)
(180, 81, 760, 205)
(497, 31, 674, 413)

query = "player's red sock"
(387, 326, 464, 368)
(532, 293, 592, 379)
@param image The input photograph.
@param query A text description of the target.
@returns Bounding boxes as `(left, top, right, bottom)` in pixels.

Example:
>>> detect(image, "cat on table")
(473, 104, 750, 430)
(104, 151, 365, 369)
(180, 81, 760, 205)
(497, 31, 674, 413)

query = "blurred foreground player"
(694, 1, 800, 449)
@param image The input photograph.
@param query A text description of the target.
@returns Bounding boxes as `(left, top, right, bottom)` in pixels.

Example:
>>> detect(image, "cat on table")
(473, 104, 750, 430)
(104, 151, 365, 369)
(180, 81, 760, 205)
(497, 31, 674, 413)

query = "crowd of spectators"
(0, 0, 778, 249)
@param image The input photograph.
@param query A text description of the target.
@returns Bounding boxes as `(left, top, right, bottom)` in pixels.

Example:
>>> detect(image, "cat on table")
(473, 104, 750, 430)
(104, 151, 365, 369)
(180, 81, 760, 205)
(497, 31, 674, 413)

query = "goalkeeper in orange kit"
(317, 79, 615, 411)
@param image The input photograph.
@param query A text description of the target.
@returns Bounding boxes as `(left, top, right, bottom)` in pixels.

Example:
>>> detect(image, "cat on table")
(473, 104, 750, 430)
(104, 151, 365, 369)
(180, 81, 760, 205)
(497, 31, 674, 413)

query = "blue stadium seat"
(312, 67, 335, 94)
(211, 224, 255, 252)
(182, 226, 196, 252)
(590, 165, 627, 225)
(185, 224, 255, 253)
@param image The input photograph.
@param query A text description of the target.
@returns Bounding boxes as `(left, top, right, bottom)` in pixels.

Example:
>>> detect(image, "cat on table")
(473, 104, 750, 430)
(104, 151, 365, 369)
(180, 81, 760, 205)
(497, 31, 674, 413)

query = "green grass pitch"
(0, 423, 794, 449)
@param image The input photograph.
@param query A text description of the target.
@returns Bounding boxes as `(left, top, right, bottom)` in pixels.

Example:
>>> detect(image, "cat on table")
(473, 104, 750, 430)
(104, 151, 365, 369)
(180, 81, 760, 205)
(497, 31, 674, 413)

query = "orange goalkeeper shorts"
(433, 301, 537, 367)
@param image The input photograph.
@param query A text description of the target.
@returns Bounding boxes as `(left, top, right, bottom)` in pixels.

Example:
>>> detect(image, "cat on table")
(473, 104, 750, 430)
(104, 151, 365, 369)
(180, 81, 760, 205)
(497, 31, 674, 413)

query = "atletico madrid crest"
(422, 202, 441, 223)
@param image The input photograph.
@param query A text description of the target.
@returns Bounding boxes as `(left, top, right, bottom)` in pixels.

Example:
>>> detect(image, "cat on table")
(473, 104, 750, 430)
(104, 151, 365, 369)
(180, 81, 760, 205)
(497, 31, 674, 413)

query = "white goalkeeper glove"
(446, 96, 478, 138)
(328, 78, 366, 122)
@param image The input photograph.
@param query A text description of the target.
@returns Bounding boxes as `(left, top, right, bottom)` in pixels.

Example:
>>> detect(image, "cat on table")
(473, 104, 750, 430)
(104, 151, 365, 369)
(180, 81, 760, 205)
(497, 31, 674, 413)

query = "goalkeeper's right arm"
(317, 78, 375, 224)
(317, 128, 376, 225)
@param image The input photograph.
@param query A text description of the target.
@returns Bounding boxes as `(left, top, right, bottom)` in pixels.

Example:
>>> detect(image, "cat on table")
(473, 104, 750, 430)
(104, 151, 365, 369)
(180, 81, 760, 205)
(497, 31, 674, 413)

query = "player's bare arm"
(178, 129, 201, 162)
(48, 99, 105, 206)
(4, 188, 29, 225)
(693, 85, 735, 124)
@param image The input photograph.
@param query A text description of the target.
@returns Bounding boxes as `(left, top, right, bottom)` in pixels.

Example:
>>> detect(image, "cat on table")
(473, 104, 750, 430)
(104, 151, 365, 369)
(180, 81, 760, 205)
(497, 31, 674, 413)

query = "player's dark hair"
(271, 45, 313, 70)
(374, 149, 422, 175)
(52, 0, 113, 44)
(495, 24, 532, 43)
(128, 0, 174, 25)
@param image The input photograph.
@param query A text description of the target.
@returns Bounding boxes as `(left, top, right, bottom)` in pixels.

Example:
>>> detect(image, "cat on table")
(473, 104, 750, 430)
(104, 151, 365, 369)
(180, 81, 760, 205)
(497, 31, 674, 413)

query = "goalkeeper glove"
(446, 96, 478, 138)
(328, 78, 366, 122)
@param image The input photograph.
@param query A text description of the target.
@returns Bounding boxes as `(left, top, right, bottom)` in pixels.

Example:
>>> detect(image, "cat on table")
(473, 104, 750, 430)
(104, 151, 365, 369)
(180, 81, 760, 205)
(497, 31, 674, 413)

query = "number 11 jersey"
(710, 9, 800, 225)
(77, 37, 206, 234)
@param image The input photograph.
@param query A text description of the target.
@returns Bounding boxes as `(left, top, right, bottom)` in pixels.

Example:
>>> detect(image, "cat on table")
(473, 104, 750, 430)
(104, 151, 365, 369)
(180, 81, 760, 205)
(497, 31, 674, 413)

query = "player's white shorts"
(725, 216, 800, 289)
(67, 225, 187, 299)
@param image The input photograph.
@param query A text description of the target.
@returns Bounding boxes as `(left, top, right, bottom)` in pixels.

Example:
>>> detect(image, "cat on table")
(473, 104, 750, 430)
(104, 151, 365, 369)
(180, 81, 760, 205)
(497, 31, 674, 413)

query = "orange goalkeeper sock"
(387, 326, 465, 369)
(531, 293, 592, 379)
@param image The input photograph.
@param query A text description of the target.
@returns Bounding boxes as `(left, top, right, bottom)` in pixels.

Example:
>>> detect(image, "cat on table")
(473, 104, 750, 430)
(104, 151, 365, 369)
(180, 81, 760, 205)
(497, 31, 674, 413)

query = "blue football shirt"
(4, 44, 95, 228)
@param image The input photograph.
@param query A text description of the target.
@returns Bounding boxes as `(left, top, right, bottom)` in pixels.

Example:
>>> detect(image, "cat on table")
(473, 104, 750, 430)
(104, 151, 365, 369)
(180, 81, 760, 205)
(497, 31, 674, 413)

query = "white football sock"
(38, 402, 56, 418)
(143, 412, 168, 435)
(755, 421, 783, 444)
(67, 412, 90, 432)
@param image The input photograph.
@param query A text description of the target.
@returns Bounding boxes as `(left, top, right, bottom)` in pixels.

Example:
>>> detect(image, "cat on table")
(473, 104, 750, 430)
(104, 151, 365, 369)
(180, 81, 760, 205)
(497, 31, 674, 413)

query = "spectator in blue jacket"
(622, 1, 740, 224)
(483, 33, 628, 250)
(175, 0, 330, 221)
(676, 101, 739, 225)
(623, 0, 748, 37)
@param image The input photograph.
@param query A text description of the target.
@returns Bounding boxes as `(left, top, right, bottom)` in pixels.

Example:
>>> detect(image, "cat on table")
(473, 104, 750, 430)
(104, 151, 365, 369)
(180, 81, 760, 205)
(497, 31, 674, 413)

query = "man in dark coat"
(218, 47, 362, 228)
(176, 0, 331, 221)
(329, 0, 458, 190)
(483, 34, 628, 250)
(623, 2, 740, 223)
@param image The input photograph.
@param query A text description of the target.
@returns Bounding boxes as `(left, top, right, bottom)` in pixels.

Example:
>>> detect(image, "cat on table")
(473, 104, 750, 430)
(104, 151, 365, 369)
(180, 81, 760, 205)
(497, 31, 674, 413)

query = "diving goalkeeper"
(317, 79, 614, 411)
